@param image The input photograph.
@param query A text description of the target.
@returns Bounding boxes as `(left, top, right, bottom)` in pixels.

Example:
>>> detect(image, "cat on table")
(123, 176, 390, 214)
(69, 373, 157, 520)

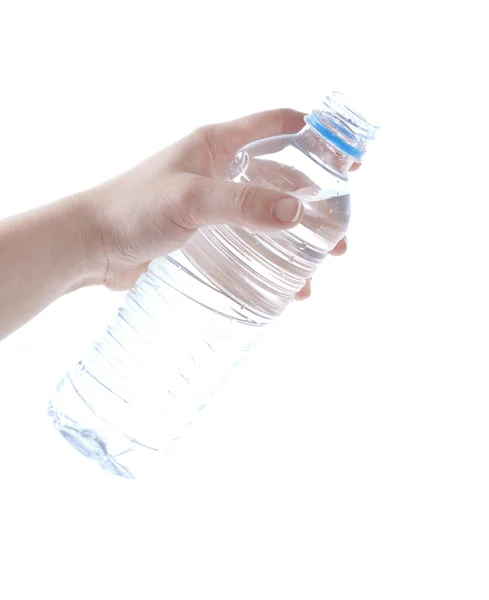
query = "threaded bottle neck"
(305, 91, 378, 161)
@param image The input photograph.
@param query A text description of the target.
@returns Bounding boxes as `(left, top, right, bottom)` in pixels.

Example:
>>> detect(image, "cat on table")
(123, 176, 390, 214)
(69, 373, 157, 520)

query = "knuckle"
(190, 125, 206, 144)
(234, 184, 258, 219)
(191, 124, 215, 154)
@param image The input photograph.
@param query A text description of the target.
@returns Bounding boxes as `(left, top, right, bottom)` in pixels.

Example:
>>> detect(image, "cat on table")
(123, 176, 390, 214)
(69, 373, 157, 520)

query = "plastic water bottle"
(49, 91, 378, 478)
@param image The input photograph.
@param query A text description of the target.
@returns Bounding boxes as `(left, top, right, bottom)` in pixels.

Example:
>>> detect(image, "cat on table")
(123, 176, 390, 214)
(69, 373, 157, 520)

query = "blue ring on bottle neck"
(305, 112, 364, 160)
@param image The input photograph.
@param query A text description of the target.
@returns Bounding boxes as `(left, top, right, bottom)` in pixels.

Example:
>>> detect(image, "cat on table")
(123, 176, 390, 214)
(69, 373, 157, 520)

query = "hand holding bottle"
(80, 108, 350, 292)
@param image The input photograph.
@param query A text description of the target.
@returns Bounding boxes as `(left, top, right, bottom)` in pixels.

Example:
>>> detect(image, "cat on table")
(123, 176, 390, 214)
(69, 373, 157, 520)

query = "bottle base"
(48, 372, 165, 479)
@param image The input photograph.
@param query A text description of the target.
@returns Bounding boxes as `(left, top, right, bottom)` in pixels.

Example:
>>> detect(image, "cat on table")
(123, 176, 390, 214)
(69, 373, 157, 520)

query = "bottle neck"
(294, 125, 356, 179)
(296, 91, 378, 179)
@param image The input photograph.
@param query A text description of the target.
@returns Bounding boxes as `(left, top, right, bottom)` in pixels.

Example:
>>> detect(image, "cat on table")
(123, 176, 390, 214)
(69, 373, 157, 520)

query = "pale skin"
(0, 108, 353, 341)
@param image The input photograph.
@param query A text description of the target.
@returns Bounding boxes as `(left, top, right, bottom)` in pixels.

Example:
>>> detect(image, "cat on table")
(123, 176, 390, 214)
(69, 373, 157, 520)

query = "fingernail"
(344, 236, 348, 249)
(272, 197, 302, 224)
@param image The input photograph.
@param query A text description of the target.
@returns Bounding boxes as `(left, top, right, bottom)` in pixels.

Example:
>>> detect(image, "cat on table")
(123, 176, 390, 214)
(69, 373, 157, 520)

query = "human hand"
(78, 109, 352, 294)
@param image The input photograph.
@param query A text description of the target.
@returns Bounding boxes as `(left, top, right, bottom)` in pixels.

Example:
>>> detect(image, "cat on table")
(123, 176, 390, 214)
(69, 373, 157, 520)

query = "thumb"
(182, 176, 303, 231)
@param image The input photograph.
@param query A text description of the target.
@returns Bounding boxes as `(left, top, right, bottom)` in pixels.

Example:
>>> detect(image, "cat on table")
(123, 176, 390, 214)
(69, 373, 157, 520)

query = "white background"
(0, 1, 488, 598)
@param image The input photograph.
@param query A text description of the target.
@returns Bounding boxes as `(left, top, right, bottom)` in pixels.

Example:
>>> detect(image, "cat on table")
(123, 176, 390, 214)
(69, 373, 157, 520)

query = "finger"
(349, 162, 362, 171)
(295, 279, 312, 301)
(177, 175, 303, 231)
(203, 108, 306, 170)
(329, 236, 347, 256)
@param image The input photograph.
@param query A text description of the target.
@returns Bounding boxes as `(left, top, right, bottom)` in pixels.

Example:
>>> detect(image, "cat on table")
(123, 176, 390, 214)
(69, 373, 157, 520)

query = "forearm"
(0, 196, 100, 340)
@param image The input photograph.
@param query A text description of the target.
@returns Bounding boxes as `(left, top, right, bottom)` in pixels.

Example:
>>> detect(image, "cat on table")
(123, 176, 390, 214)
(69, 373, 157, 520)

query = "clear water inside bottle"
(49, 121, 356, 479)
(183, 133, 351, 322)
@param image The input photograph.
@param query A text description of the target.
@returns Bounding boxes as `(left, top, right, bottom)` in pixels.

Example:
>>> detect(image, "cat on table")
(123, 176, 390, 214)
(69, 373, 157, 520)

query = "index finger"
(205, 108, 306, 171)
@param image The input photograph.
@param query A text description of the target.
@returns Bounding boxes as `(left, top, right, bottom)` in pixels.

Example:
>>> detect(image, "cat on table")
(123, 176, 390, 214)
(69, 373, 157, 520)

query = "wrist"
(59, 191, 107, 291)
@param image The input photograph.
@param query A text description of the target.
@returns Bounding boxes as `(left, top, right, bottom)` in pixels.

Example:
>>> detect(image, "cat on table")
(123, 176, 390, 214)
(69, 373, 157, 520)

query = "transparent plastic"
(49, 92, 378, 478)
